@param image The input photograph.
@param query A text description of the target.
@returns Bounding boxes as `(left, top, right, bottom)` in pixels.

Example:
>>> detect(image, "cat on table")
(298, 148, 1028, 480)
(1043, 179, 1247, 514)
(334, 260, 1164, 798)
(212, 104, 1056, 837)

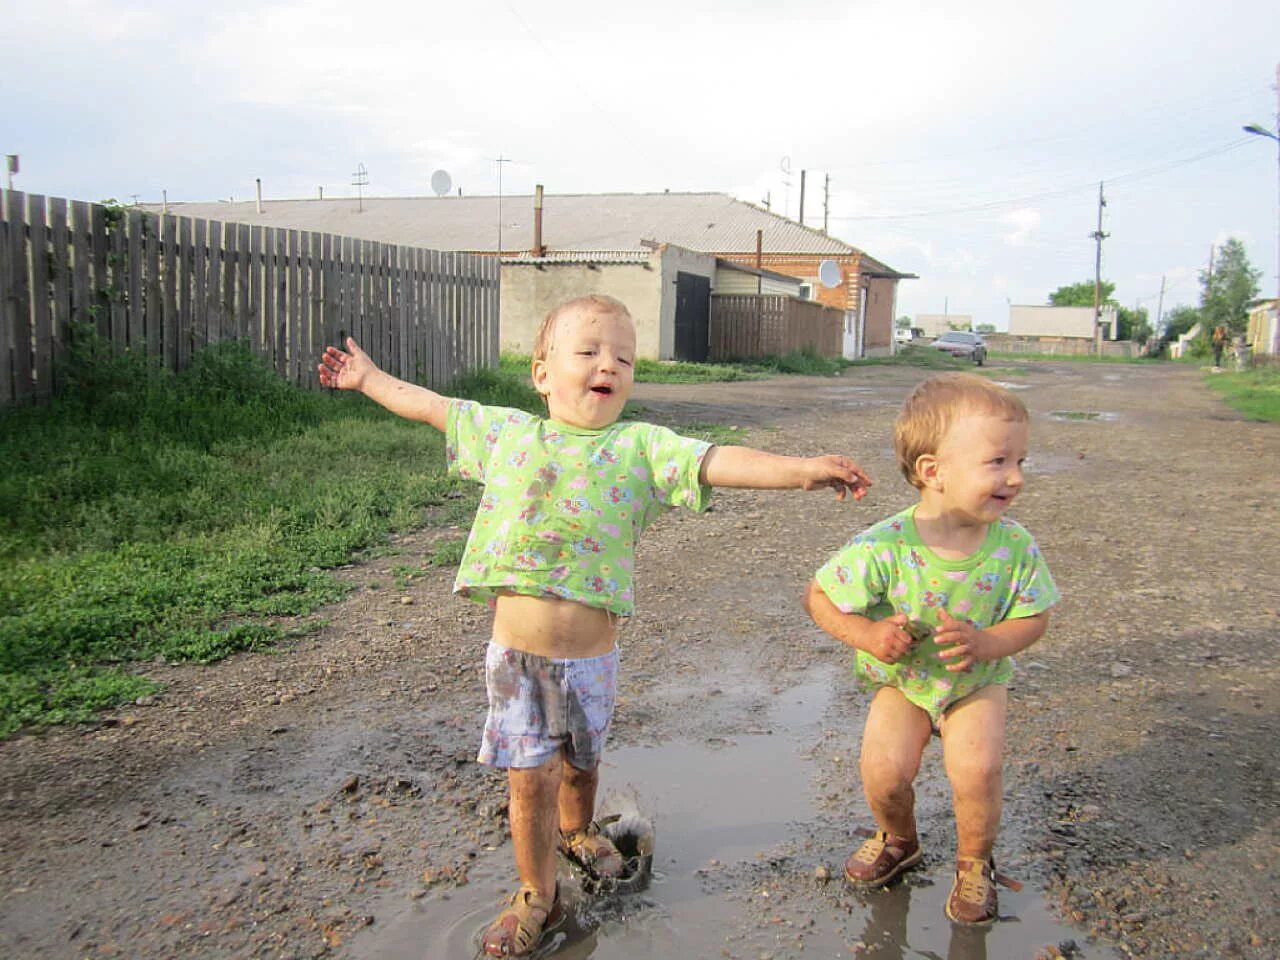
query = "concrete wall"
(915, 314, 972, 337)
(1247, 299, 1278, 355)
(499, 259, 664, 358)
(657, 246, 718, 360)
(1009, 304, 1117, 339)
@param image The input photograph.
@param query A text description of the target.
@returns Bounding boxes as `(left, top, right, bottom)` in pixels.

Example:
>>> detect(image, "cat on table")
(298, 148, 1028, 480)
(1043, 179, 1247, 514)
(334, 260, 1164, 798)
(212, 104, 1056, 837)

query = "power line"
(829, 138, 1254, 222)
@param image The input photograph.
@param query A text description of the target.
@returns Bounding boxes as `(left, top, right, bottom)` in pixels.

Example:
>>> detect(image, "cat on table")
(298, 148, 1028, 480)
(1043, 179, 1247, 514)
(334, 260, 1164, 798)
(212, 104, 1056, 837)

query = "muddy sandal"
(944, 857, 1023, 926)
(481, 884, 563, 957)
(558, 818, 625, 880)
(843, 828, 923, 887)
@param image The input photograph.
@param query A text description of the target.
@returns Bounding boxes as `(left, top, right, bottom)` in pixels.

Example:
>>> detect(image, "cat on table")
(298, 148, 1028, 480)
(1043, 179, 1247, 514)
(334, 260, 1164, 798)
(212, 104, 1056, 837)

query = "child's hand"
(800, 455, 872, 501)
(318, 337, 376, 391)
(864, 613, 914, 663)
(934, 608, 988, 673)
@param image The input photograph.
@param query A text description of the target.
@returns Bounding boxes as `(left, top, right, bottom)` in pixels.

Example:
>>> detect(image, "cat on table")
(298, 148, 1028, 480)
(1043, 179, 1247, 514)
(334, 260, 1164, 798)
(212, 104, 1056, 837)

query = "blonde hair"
(895, 373, 1028, 488)
(532, 294, 634, 362)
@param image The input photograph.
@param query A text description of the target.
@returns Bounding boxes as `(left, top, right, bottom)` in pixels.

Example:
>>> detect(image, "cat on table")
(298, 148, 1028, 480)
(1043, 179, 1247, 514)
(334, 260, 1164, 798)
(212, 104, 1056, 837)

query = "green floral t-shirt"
(446, 400, 712, 615)
(815, 505, 1059, 721)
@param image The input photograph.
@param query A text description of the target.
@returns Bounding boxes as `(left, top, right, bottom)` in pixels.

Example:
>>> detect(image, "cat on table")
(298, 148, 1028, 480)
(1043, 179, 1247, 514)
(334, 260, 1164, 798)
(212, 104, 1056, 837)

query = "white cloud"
(1001, 208, 1041, 247)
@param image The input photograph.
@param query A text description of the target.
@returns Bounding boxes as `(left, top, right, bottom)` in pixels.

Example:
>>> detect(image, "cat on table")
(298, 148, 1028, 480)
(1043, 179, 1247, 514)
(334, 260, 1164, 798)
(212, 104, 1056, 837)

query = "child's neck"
(912, 500, 990, 560)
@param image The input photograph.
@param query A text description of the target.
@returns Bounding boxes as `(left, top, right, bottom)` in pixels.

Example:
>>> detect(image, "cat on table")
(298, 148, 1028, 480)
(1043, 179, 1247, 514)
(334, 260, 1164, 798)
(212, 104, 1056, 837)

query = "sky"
(3, 0, 1279, 331)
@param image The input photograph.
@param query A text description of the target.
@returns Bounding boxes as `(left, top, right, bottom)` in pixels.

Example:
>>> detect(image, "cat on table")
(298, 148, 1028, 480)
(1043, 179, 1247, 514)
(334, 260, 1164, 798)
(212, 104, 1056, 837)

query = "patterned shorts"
(478, 641, 619, 770)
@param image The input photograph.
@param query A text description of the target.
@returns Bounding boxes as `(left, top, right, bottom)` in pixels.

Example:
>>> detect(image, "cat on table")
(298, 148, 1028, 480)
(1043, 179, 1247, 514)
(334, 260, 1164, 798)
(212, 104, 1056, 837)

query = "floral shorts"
(478, 641, 619, 770)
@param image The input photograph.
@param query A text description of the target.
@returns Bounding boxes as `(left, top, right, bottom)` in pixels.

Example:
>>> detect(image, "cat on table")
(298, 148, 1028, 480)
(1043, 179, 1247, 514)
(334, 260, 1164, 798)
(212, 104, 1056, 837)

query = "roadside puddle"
(1049, 411, 1119, 422)
(351, 672, 1120, 959)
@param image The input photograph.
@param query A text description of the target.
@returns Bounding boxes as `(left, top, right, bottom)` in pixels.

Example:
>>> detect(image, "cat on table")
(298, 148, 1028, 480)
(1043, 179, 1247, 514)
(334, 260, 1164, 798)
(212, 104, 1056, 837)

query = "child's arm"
(318, 337, 450, 431)
(934, 608, 1051, 673)
(801, 580, 915, 663)
(700, 446, 871, 500)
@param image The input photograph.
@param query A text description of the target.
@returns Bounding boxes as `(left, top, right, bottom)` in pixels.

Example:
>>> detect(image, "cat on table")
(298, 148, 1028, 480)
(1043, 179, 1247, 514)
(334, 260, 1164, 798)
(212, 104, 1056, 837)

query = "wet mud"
(2, 361, 1277, 959)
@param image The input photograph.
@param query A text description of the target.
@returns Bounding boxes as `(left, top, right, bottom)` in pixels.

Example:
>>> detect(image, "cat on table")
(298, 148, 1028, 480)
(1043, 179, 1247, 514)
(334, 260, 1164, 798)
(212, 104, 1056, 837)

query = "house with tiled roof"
(153, 191, 914, 361)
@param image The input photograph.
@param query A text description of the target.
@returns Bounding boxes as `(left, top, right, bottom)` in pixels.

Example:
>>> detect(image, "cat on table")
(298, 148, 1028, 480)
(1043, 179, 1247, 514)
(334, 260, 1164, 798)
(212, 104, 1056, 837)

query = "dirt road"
(1, 361, 1276, 959)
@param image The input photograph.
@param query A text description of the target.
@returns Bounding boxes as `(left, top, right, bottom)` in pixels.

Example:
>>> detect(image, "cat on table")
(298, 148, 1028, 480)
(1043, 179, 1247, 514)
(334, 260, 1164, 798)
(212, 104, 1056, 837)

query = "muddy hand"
(934, 608, 982, 673)
(318, 337, 375, 391)
(804, 455, 872, 501)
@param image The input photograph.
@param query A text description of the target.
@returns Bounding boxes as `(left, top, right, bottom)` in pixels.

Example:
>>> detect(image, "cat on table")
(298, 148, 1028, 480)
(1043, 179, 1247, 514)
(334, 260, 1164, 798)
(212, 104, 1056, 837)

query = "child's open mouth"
(591, 386, 613, 396)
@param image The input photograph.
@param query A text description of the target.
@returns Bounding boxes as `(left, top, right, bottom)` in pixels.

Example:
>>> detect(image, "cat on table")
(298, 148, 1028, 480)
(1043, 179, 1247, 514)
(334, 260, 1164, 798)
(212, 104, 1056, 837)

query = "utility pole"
(799, 169, 807, 225)
(1091, 181, 1109, 354)
(1156, 274, 1166, 338)
(823, 174, 830, 234)
(494, 155, 511, 254)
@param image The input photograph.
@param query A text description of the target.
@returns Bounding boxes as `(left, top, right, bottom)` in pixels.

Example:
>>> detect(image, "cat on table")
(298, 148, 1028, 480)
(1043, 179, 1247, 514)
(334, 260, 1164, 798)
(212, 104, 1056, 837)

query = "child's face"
(532, 306, 636, 429)
(929, 411, 1029, 524)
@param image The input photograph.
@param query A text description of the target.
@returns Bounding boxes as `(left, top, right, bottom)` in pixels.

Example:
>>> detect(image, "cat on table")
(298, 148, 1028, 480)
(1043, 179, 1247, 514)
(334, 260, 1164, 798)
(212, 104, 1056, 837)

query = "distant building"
(1008, 304, 1117, 340)
(1247, 298, 1278, 356)
(149, 191, 914, 361)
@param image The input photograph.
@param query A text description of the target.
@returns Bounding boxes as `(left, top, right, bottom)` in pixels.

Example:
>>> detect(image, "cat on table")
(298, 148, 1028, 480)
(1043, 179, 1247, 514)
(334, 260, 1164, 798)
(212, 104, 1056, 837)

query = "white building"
(1008, 304, 1117, 340)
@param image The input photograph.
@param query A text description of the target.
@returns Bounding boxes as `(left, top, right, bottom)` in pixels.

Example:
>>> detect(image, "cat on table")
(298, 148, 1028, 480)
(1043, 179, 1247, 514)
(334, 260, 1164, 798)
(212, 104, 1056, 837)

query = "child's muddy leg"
(941, 684, 1007, 860)
(861, 687, 932, 838)
(509, 754, 565, 898)
(558, 754, 599, 832)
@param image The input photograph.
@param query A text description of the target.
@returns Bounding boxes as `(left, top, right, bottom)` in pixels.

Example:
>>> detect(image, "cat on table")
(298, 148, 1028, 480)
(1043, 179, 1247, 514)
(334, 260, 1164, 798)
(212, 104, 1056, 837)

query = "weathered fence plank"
(0, 192, 499, 405)
(27, 194, 51, 399)
(48, 197, 70, 383)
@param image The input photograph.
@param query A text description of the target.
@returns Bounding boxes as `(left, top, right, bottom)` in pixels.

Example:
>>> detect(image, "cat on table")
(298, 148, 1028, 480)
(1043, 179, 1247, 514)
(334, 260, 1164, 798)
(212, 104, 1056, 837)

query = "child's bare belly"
(491, 592, 618, 659)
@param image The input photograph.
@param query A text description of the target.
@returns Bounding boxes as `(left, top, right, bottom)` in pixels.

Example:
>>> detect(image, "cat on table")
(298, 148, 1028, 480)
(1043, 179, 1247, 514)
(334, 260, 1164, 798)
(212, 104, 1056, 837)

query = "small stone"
(814, 865, 831, 883)
(400, 596, 414, 605)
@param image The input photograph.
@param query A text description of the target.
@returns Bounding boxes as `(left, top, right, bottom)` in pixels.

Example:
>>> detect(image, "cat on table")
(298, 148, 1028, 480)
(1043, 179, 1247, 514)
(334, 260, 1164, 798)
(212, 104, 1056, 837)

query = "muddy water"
(351, 671, 1119, 959)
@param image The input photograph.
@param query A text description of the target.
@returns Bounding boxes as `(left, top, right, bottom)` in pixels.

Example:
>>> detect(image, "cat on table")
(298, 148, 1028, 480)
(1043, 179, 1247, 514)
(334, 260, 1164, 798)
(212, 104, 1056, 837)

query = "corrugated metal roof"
(145, 192, 892, 262)
(500, 250, 651, 265)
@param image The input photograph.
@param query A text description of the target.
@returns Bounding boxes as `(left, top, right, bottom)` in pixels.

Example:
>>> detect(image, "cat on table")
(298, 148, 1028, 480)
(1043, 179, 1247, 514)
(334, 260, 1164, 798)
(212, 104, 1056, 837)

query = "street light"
(1243, 119, 1280, 349)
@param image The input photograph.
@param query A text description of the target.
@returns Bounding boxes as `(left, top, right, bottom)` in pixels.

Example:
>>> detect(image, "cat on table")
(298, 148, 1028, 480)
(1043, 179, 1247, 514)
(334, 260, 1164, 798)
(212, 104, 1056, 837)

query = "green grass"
(501, 348, 854, 383)
(0, 334, 543, 737)
(3, 335, 778, 737)
(1204, 365, 1280, 422)
(987, 350, 1156, 364)
(849, 345, 968, 369)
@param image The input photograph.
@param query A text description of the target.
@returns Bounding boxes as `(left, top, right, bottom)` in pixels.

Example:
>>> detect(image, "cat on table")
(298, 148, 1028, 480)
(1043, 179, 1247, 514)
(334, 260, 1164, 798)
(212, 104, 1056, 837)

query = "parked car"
(894, 327, 914, 344)
(931, 330, 987, 365)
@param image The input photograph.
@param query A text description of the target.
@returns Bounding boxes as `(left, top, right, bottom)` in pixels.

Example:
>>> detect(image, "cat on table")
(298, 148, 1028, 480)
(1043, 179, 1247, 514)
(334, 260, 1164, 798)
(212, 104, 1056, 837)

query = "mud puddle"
(350, 672, 1117, 959)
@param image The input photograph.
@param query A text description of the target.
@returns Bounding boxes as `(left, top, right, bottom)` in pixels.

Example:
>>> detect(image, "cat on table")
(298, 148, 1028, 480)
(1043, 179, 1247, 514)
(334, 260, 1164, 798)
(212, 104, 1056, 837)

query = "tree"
(1200, 238, 1260, 336)
(896, 315, 912, 329)
(1049, 280, 1116, 308)
(976, 323, 996, 333)
(1155, 304, 1201, 355)
(1048, 279, 1140, 338)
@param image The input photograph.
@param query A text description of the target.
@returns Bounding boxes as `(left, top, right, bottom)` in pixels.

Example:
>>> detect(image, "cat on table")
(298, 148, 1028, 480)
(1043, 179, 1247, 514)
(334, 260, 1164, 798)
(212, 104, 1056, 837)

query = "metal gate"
(674, 271, 710, 362)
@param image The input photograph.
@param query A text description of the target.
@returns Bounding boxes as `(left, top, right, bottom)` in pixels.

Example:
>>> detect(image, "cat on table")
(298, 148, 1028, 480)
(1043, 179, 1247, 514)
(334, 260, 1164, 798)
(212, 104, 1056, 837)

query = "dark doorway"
(674, 272, 710, 362)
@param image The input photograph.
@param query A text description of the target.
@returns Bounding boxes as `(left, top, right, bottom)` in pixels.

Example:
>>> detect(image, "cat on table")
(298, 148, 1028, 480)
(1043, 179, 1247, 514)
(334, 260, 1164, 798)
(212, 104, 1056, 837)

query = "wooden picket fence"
(0, 190, 499, 406)
(710, 294, 843, 360)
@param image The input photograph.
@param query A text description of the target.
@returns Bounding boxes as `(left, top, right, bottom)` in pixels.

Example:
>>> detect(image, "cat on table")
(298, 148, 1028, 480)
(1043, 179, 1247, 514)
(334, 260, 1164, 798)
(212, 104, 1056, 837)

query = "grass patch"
(0, 334, 541, 737)
(1204, 365, 1280, 422)
(988, 351, 1155, 364)
(849, 345, 968, 369)
(502, 349, 851, 383)
(3, 335, 768, 736)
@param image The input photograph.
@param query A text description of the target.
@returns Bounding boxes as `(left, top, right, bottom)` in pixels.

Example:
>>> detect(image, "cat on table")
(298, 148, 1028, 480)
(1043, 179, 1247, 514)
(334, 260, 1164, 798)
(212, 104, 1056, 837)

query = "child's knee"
(861, 747, 921, 789)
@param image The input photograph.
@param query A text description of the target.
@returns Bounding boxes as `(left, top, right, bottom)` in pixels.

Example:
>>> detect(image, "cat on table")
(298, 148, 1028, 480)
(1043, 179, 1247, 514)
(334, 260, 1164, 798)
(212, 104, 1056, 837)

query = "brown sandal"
(843, 828, 923, 887)
(944, 857, 1023, 926)
(481, 884, 563, 957)
(558, 819, 624, 878)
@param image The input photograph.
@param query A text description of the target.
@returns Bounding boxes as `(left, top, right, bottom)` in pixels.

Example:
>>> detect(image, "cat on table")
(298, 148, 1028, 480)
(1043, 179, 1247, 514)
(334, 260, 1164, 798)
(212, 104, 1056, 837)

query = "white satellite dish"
(430, 169, 453, 196)
(818, 259, 842, 288)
